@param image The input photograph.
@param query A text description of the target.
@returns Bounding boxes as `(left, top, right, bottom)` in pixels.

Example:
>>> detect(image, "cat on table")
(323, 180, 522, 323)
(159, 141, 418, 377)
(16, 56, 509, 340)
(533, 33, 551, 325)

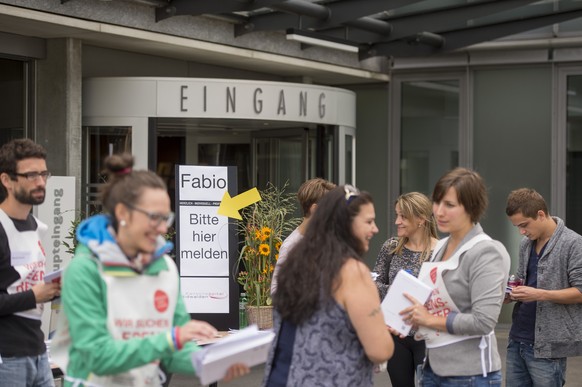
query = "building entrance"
(82, 77, 356, 215)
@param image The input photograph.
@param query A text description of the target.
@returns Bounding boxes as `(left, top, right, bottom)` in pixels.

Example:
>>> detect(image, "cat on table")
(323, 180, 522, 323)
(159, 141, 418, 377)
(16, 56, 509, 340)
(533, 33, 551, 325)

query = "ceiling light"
(286, 29, 359, 53)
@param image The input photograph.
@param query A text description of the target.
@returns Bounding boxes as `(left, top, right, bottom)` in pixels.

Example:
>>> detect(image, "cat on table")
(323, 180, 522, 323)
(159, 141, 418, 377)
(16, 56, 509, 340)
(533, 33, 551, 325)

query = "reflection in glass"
(567, 76, 582, 234)
(400, 80, 459, 195)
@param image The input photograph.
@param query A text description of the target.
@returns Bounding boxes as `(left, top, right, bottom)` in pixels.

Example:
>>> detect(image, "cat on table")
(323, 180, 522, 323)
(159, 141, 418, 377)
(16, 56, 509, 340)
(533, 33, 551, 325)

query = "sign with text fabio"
(176, 165, 238, 330)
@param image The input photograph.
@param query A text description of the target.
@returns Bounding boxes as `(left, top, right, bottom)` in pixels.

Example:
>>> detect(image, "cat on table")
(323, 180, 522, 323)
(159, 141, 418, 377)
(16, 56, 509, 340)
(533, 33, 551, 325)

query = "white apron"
(52, 254, 179, 387)
(415, 233, 494, 377)
(0, 209, 48, 320)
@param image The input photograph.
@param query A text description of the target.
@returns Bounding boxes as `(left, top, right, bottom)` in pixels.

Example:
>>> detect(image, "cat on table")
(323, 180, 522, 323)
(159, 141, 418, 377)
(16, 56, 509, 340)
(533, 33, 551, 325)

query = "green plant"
(236, 182, 301, 307)
(62, 211, 85, 255)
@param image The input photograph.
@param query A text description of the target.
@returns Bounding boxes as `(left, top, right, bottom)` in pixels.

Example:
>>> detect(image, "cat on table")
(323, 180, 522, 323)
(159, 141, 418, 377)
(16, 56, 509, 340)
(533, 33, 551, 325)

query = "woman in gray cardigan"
(401, 168, 510, 386)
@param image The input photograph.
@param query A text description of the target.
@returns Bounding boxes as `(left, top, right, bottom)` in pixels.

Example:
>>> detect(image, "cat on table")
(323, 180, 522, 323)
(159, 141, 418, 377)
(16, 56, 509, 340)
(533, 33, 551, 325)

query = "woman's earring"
(120, 219, 127, 227)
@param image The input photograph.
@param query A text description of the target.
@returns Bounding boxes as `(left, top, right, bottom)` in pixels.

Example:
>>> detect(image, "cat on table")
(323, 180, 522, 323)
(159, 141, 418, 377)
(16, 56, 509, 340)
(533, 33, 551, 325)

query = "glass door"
(390, 73, 466, 236)
(252, 128, 308, 194)
(557, 68, 582, 235)
(81, 126, 132, 214)
(252, 125, 342, 193)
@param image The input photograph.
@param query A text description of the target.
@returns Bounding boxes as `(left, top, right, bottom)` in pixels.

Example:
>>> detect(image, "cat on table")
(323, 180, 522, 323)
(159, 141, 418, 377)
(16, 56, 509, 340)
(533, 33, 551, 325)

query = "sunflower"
(275, 241, 282, 251)
(261, 227, 272, 239)
(258, 243, 270, 256)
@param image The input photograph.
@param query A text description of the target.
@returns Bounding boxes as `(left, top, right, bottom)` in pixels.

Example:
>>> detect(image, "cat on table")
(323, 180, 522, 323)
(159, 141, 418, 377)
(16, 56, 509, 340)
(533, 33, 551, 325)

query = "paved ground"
(169, 324, 582, 387)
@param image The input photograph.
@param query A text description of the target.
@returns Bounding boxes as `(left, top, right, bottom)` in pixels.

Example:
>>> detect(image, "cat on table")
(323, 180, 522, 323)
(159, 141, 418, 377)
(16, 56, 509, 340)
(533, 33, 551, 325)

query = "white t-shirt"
(270, 228, 303, 295)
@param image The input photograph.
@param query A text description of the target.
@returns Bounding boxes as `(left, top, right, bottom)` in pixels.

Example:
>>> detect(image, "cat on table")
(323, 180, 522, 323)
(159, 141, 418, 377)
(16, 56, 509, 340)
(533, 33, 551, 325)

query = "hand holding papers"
(192, 324, 274, 385)
(44, 269, 63, 284)
(381, 270, 433, 336)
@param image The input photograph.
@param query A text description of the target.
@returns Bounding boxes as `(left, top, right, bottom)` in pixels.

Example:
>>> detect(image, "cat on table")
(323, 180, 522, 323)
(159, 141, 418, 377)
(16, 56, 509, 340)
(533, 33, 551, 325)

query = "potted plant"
(236, 182, 300, 329)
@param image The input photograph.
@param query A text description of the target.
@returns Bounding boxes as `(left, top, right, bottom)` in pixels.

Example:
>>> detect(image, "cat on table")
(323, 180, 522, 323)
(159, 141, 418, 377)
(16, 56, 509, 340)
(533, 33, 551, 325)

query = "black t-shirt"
(0, 214, 46, 357)
(509, 243, 547, 345)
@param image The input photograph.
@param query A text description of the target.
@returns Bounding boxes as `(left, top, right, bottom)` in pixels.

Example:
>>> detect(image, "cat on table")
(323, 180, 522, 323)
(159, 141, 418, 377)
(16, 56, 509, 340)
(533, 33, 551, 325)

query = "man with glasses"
(0, 138, 60, 386)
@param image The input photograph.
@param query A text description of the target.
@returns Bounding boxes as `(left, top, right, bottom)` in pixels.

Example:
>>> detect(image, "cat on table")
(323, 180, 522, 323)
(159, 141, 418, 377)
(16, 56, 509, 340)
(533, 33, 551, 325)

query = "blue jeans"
(506, 339, 566, 387)
(419, 363, 502, 387)
(0, 352, 55, 387)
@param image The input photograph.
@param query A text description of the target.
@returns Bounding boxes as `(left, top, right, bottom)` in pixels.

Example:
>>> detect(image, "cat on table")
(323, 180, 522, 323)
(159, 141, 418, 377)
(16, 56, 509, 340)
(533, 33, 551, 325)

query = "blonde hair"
(392, 192, 438, 262)
(297, 178, 336, 217)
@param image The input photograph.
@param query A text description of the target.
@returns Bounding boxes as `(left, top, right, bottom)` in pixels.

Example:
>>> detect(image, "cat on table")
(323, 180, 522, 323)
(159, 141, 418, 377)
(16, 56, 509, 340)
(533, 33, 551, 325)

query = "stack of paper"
(381, 269, 433, 336)
(192, 325, 275, 385)
(44, 269, 63, 284)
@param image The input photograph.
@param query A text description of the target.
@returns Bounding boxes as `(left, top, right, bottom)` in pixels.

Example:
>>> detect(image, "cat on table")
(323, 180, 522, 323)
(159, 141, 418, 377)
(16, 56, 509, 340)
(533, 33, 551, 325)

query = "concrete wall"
(36, 38, 83, 211)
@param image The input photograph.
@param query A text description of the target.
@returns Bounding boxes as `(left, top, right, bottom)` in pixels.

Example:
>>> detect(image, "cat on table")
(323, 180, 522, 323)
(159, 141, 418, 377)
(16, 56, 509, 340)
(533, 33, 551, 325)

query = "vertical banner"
(176, 165, 238, 330)
(34, 176, 76, 338)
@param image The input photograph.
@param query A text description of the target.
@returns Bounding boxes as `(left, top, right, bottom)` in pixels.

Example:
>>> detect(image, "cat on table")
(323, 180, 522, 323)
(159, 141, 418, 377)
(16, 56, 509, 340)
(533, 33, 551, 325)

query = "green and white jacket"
(51, 215, 200, 387)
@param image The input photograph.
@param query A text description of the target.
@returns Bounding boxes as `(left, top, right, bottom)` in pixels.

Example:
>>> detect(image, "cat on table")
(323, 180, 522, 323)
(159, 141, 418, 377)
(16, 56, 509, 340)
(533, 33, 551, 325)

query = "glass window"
(82, 126, 132, 214)
(567, 75, 582, 235)
(400, 80, 460, 195)
(0, 57, 26, 144)
(345, 134, 354, 184)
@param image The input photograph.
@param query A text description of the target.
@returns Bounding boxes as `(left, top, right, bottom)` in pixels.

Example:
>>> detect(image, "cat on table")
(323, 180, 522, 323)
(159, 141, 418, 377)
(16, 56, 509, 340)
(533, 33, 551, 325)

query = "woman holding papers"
(401, 168, 510, 386)
(51, 153, 248, 386)
(372, 192, 438, 387)
(263, 185, 394, 387)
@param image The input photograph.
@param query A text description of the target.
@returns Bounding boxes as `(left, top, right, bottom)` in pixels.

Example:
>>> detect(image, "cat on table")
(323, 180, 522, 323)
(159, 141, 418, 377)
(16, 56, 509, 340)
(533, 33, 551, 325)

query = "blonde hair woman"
(373, 192, 438, 387)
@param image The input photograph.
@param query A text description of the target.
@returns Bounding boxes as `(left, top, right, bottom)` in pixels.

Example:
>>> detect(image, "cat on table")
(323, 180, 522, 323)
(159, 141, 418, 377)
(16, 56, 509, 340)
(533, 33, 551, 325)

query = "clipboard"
(191, 325, 275, 385)
(381, 269, 433, 336)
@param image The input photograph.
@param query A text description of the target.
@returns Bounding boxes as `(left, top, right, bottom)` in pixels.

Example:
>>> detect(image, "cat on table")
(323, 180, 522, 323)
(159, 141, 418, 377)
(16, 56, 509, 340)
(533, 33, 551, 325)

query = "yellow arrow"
(217, 188, 262, 220)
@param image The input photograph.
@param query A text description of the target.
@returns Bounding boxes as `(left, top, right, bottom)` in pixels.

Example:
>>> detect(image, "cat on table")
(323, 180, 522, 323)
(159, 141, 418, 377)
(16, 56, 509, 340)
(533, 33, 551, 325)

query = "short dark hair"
(432, 167, 488, 223)
(505, 188, 548, 219)
(0, 138, 47, 201)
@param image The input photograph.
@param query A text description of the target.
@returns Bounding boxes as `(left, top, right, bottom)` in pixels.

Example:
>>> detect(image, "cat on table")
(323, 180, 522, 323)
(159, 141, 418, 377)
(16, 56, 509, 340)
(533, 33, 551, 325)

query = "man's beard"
(14, 187, 45, 205)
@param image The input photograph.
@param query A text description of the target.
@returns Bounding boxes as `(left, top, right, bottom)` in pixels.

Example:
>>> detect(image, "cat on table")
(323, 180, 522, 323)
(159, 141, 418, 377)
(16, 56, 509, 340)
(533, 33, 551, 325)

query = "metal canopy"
(151, 0, 582, 59)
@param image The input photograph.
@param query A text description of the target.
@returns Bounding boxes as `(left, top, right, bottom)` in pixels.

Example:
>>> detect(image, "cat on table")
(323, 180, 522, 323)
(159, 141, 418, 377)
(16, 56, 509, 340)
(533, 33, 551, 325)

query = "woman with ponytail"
(52, 153, 248, 386)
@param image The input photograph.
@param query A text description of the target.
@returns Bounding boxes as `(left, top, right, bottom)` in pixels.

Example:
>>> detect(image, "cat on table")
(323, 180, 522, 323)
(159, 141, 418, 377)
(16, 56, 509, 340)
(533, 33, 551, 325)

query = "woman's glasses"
(124, 203, 174, 228)
(344, 184, 360, 204)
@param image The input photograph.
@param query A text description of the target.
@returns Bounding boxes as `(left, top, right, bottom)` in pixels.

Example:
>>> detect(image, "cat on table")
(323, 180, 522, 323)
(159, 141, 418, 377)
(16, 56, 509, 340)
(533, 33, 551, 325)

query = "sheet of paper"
(44, 269, 63, 284)
(381, 269, 433, 336)
(192, 324, 275, 385)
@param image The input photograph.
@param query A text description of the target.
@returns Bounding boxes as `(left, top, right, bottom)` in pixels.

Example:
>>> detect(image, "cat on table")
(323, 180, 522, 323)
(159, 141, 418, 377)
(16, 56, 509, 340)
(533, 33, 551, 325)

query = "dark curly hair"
(0, 138, 47, 202)
(273, 185, 374, 324)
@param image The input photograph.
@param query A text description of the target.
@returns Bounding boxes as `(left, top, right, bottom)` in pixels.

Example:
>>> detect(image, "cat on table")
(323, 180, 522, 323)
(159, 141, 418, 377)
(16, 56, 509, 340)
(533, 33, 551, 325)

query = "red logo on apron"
(38, 240, 46, 257)
(154, 290, 169, 312)
(430, 267, 438, 284)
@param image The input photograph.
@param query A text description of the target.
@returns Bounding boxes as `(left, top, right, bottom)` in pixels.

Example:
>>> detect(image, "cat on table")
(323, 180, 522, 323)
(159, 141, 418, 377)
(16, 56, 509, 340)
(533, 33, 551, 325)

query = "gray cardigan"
(426, 224, 510, 377)
(513, 216, 582, 358)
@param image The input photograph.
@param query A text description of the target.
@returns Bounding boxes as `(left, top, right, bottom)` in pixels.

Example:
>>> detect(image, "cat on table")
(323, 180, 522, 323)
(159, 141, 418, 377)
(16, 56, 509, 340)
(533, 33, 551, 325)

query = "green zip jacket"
(61, 244, 200, 385)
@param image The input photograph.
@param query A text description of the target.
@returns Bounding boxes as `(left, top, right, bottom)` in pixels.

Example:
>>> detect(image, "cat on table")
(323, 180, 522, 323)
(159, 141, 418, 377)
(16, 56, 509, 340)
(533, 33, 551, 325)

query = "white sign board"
(176, 165, 237, 326)
(34, 176, 76, 338)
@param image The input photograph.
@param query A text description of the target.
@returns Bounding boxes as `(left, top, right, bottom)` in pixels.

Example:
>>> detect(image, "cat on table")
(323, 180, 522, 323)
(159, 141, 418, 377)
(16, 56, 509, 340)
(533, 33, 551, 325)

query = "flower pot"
(245, 305, 274, 330)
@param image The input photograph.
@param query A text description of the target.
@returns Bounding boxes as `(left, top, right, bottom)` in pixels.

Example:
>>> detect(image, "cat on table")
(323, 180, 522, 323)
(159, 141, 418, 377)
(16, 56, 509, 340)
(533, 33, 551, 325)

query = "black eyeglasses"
(11, 171, 52, 182)
(344, 184, 360, 204)
(124, 203, 175, 228)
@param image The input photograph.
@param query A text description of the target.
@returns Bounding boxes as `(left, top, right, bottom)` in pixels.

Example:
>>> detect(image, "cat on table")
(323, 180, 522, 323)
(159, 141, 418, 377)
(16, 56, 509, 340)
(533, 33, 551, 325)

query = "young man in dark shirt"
(505, 188, 582, 387)
(0, 139, 61, 386)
